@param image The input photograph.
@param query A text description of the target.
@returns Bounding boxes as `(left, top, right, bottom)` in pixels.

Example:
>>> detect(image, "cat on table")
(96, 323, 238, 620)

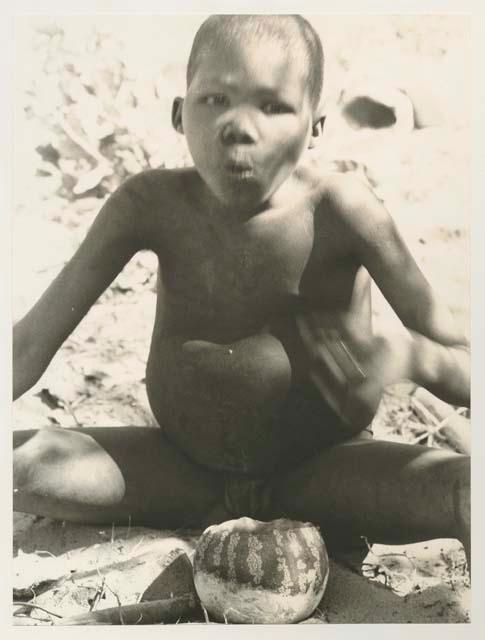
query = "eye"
(202, 94, 228, 107)
(261, 102, 293, 115)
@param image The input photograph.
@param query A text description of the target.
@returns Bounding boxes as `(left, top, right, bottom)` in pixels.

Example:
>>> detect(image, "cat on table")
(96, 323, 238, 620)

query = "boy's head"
(186, 15, 324, 112)
(172, 15, 326, 210)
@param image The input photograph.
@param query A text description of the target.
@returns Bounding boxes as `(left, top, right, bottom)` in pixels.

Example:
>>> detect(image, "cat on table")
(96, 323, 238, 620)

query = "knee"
(14, 428, 73, 477)
(13, 427, 126, 506)
(14, 428, 63, 489)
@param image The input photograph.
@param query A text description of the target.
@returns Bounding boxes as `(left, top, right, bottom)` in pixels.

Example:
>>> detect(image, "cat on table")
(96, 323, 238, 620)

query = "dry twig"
(360, 536, 418, 592)
(410, 402, 467, 445)
(13, 601, 63, 620)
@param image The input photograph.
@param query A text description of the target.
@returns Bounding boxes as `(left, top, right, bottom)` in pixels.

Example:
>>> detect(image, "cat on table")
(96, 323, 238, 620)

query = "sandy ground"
(11, 15, 471, 625)
(12, 515, 469, 625)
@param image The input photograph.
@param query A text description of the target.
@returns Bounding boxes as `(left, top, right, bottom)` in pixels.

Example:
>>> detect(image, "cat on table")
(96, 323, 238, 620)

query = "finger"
(310, 314, 367, 384)
(331, 337, 367, 384)
(296, 313, 318, 351)
(298, 315, 366, 385)
(297, 315, 347, 385)
(297, 313, 338, 359)
(308, 370, 343, 418)
(311, 334, 348, 386)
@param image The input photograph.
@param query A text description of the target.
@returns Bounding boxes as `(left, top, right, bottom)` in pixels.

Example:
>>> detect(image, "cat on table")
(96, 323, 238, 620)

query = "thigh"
(269, 436, 469, 549)
(13, 426, 223, 528)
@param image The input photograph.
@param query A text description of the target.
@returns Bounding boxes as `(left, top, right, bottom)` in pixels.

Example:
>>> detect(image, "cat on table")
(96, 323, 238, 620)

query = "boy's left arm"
(340, 176, 470, 408)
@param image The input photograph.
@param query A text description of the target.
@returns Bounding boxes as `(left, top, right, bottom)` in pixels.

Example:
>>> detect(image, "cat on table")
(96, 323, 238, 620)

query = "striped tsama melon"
(193, 517, 329, 624)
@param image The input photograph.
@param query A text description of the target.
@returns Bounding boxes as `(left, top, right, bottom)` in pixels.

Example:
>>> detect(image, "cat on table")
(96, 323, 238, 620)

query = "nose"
(219, 112, 256, 146)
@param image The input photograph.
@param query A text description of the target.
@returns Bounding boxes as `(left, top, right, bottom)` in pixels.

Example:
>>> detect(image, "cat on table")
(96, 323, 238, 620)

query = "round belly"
(146, 332, 315, 473)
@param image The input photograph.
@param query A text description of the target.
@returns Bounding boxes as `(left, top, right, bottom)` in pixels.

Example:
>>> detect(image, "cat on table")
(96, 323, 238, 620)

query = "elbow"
(410, 334, 470, 408)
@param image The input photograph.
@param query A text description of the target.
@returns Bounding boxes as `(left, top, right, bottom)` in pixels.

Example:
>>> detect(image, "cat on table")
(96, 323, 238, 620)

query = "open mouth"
(224, 160, 255, 178)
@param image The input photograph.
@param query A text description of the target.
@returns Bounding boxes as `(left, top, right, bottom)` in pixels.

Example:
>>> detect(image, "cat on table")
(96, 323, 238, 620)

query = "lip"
(223, 158, 255, 178)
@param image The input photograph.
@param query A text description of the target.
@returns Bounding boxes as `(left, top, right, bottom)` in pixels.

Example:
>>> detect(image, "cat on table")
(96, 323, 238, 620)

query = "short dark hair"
(186, 15, 324, 111)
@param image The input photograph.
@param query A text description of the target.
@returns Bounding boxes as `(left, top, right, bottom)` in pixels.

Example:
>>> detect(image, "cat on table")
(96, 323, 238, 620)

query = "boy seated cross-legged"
(13, 15, 471, 570)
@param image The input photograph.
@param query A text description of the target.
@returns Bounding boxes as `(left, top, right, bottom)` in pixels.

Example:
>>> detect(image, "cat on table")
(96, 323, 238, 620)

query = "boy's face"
(180, 35, 314, 210)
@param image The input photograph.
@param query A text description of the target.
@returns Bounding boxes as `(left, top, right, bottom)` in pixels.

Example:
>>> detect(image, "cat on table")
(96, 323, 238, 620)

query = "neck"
(198, 171, 299, 224)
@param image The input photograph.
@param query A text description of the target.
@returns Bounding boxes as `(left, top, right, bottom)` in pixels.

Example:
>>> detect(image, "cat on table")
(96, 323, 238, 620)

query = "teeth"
(229, 163, 252, 172)
(224, 159, 254, 178)
(227, 158, 253, 169)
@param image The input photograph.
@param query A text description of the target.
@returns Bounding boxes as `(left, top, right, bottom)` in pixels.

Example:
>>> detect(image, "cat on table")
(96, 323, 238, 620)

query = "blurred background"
(12, 14, 471, 438)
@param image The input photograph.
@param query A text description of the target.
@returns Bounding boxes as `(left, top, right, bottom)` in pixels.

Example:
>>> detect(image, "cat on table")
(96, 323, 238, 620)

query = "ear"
(308, 115, 326, 149)
(171, 97, 184, 134)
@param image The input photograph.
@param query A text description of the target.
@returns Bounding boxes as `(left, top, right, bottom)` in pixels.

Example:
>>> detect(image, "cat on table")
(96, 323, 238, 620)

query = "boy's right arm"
(13, 174, 150, 400)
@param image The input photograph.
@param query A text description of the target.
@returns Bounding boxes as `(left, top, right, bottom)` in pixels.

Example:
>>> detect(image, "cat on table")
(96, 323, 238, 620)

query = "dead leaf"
(35, 388, 63, 410)
(73, 165, 112, 195)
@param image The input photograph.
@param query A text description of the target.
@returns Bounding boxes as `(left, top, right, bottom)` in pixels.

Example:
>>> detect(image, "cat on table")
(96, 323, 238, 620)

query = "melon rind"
(193, 517, 329, 624)
(194, 569, 328, 624)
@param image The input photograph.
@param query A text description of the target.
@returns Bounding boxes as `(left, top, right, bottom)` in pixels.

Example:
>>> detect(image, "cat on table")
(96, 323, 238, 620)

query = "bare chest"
(160, 208, 317, 325)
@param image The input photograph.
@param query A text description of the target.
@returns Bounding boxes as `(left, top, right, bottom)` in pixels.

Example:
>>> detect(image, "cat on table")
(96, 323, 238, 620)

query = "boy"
(13, 15, 470, 567)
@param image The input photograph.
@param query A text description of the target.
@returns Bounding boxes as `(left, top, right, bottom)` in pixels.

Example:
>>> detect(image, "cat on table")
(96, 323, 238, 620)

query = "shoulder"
(304, 168, 393, 241)
(109, 167, 196, 227)
(97, 168, 198, 251)
(295, 161, 369, 209)
(316, 170, 382, 218)
(113, 167, 195, 209)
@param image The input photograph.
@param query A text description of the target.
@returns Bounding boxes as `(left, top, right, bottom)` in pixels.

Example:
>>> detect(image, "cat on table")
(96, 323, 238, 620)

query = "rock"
(13, 520, 199, 620)
(340, 83, 415, 133)
(140, 549, 197, 602)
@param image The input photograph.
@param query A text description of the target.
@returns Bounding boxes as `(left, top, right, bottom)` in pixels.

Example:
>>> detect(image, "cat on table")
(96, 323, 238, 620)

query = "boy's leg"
(269, 438, 470, 563)
(13, 426, 223, 528)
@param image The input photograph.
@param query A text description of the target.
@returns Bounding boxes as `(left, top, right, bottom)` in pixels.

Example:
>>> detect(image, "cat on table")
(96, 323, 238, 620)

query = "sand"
(12, 514, 470, 625)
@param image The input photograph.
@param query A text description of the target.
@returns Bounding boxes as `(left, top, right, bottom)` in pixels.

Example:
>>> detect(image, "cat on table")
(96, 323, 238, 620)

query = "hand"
(297, 311, 412, 428)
